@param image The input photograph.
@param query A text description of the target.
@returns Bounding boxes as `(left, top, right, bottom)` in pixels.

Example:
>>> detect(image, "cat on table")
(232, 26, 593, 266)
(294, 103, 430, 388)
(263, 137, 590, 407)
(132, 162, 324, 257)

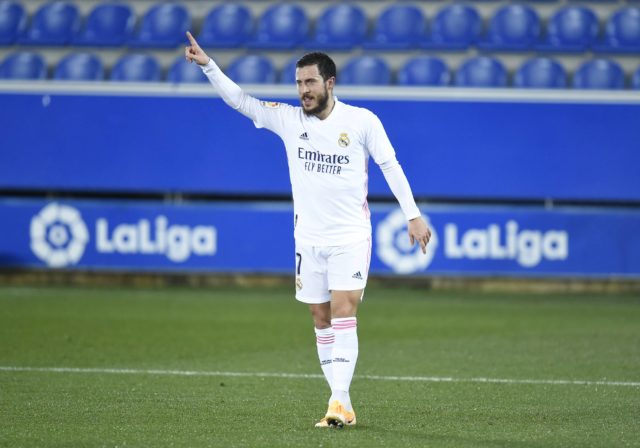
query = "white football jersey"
(250, 99, 397, 246)
(200, 58, 419, 247)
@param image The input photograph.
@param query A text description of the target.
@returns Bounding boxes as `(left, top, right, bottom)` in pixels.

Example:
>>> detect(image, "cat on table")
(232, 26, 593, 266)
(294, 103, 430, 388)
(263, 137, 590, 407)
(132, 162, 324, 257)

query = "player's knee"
(309, 303, 331, 328)
(330, 290, 361, 318)
(331, 304, 357, 319)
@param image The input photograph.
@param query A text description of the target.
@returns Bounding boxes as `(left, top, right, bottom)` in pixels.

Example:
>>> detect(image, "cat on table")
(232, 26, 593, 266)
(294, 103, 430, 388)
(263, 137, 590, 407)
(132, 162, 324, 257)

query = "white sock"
(330, 317, 358, 411)
(314, 327, 334, 391)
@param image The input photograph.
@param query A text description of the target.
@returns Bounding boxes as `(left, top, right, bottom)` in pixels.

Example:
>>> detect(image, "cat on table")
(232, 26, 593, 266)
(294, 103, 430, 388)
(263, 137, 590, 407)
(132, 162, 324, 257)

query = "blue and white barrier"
(1, 198, 638, 278)
(1, 84, 639, 202)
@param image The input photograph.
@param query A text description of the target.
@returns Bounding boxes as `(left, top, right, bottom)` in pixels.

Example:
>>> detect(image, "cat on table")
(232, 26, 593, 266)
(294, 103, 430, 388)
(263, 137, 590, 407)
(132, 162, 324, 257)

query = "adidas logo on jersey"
(352, 271, 363, 280)
(299, 132, 309, 140)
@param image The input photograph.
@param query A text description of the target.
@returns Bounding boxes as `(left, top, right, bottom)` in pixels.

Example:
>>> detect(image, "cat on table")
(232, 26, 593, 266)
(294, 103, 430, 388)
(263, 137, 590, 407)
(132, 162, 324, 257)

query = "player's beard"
(301, 85, 330, 117)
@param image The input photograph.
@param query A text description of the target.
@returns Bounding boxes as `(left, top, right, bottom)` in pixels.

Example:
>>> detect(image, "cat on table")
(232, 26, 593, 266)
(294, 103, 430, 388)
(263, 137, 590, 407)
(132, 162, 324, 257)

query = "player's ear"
(326, 76, 336, 90)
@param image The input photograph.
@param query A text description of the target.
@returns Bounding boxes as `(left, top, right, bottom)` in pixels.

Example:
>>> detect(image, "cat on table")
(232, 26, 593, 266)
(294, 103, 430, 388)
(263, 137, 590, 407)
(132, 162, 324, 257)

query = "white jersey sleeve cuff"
(200, 58, 216, 73)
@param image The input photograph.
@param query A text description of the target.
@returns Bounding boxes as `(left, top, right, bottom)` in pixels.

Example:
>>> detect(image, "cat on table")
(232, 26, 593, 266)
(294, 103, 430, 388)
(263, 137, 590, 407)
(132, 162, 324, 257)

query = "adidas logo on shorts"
(352, 271, 363, 280)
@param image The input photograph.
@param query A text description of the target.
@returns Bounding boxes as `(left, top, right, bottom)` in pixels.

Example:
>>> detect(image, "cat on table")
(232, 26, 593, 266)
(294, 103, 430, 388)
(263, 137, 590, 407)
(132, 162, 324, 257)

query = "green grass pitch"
(1, 284, 639, 447)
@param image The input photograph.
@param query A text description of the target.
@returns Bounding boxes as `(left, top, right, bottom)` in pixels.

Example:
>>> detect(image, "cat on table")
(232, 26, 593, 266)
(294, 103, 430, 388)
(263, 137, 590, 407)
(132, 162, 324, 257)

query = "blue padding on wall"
(0, 91, 639, 202)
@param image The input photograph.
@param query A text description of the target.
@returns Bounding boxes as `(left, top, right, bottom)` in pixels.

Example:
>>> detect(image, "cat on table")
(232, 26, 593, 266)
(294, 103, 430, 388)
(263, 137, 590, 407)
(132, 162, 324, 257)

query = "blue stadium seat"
(18, 1, 80, 46)
(279, 55, 300, 84)
(340, 56, 391, 86)
(197, 3, 252, 48)
(129, 3, 190, 48)
(456, 56, 508, 87)
(423, 4, 482, 50)
(73, 2, 135, 47)
(538, 6, 599, 52)
(226, 55, 276, 84)
(397, 56, 450, 86)
(111, 54, 161, 82)
(0, 51, 46, 79)
(364, 4, 427, 50)
(479, 4, 541, 50)
(632, 65, 640, 89)
(513, 57, 567, 88)
(306, 4, 367, 49)
(167, 56, 208, 84)
(54, 53, 104, 81)
(595, 7, 640, 53)
(248, 3, 308, 49)
(573, 59, 625, 89)
(0, 0, 26, 45)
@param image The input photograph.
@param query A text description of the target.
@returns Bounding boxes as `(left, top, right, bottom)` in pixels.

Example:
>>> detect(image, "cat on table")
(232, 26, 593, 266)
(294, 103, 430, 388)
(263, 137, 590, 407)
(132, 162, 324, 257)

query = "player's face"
(296, 65, 333, 116)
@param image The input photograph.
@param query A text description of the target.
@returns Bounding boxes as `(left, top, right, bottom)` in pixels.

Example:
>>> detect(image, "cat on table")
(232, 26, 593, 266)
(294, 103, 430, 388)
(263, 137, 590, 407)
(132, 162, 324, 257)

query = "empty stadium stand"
(0, 0, 26, 44)
(513, 56, 568, 88)
(397, 55, 451, 86)
(423, 4, 483, 50)
(0, 0, 638, 88)
(73, 2, 135, 47)
(196, 3, 252, 48)
(54, 51, 103, 80)
(633, 64, 640, 88)
(0, 50, 45, 78)
(247, 3, 308, 49)
(110, 52, 161, 81)
(364, 4, 427, 49)
(226, 54, 276, 83)
(479, 4, 541, 51)
(279, 54, 300, 84)
(596, 6, 640, 52)
(537, 6, 600, 52)
(306, 4, 368, 49)
(18, 1, 80, 46)
(455, 55, 509, 87)
(340, 54, 391, 85)
(128, 2, 190, 48)
(573, 57, 626, 88)
(167, 54, 208, 83)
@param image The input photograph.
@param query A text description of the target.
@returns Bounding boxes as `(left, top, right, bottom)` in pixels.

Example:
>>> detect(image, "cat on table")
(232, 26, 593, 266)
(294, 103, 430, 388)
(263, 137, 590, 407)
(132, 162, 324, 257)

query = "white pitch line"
(1, 366, 639, 388)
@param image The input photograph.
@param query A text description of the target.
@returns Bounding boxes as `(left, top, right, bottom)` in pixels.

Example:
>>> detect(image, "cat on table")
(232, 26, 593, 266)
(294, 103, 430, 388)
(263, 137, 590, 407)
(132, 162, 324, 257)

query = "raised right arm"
(185, 31, 258, 120)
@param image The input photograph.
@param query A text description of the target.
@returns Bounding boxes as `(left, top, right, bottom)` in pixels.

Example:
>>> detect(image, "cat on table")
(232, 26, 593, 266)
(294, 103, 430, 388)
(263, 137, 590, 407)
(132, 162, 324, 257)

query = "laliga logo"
(376, 209, 438, 274)
(30, 203, 89, 268)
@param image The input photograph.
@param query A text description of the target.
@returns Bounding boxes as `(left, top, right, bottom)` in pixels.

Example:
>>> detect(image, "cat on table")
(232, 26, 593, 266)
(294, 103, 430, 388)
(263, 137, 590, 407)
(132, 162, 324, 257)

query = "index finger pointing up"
(186, 31, 198, 47)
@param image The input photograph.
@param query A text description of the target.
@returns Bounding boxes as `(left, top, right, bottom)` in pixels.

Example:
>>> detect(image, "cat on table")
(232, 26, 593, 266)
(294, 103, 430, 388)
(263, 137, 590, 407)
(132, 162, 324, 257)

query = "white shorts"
(294, 237, 372, 304)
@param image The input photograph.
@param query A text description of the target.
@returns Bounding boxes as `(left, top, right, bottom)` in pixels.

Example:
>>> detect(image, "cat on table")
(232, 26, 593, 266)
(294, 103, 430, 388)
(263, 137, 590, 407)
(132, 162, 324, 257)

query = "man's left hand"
(408, 217, 432, 254)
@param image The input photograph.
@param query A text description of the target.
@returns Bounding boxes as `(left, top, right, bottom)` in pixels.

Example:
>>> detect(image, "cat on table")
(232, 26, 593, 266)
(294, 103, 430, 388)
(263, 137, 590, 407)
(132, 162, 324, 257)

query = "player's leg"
(293, 245, 339, 428)
(309, 304, 335, 428)
(323, 238, 371, 427)
(323, 289, 361, 427)
(309, 302, 333, 388)
(331, 289, 361, 318)
(293, 245, 335, 400)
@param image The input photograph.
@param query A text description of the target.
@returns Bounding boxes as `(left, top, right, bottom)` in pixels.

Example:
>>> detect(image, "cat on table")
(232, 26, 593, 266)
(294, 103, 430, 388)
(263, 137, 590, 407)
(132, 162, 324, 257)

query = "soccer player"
(185, 32, 431, 428)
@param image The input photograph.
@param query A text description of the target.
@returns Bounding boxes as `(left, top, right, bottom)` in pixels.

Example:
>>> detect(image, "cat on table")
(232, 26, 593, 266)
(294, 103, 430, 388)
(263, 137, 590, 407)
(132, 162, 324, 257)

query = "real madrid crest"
(296, 276, 303, 291)
(338, 132, 350, 148)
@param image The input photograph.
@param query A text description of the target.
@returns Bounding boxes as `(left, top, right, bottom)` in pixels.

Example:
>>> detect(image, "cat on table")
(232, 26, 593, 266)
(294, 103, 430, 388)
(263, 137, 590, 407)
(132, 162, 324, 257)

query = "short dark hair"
(296, 52, 336, 82)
